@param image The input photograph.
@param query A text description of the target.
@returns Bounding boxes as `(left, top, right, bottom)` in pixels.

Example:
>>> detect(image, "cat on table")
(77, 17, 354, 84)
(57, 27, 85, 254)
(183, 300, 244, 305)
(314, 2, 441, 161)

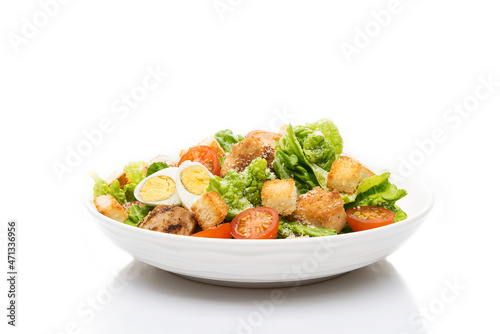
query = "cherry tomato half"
(247, 130, 281, 148)
(179, 145, 220, 176)
(231, 207, 279, 239)
(346, 206, 395, 232)
(191, 223, 231, 239)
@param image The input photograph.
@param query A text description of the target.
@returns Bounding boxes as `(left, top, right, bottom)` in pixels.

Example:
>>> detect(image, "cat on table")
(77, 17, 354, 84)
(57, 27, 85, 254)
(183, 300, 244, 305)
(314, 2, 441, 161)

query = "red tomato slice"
(231, 207, 279, 239)
(247, 130, 280, 148)
(191, 223, 231, 238)
(346, 206, 395, 232)
(179, 145, 220, 176)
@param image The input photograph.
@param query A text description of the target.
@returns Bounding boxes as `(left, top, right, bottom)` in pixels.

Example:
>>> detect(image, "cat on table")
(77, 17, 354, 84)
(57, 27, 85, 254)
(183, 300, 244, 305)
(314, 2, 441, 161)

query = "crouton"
(326, 156, 374, 194)
(105, 171, 129, 188)
(138, 205, 197, 235)
(359, 165, 375, 181)
(220, 138, 275, 177)
(261, 179, 297, 215)
(191, 191, 228, 230)
(179, 136, 226, 160)
(142, 155, 179, 176)
(287, 187, 346, 232)
(93, 195, 128, 223)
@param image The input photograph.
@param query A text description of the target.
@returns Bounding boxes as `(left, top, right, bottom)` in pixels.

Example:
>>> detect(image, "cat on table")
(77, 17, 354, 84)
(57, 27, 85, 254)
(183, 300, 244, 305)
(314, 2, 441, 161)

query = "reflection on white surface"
(80, 259, 424, 334)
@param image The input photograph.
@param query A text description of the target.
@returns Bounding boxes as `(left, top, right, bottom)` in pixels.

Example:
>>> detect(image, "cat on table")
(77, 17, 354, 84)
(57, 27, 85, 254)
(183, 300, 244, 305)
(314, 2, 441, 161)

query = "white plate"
(84, 177, 433, 288)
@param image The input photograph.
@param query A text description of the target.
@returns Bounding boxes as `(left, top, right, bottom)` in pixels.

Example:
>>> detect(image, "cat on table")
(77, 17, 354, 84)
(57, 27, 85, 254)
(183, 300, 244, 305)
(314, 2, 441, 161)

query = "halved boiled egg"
(134, 167, 181, 206)
(176, 161, 212, 210)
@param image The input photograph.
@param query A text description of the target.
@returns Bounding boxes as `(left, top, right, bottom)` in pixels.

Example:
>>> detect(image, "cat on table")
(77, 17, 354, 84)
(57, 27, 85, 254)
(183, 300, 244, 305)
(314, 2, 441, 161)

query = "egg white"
(134, 167, 181, 206)
(175, 161, 213, 211)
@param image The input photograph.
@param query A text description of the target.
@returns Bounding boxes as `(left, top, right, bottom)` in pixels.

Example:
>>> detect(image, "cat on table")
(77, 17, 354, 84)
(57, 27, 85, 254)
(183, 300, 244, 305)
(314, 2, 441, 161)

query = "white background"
(1, 0, 500, 333)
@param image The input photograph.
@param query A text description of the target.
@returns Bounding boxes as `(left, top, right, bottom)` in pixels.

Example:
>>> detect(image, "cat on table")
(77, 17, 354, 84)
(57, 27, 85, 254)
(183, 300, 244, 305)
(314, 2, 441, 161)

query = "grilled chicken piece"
(220, 138, 275, 177)
(138, 205, 197, 235)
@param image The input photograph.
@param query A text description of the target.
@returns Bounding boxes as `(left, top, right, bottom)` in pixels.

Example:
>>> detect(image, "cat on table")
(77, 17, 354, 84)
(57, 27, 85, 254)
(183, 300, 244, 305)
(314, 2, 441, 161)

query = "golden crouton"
(261, 179, 297, 215)
(220, 138, 275, 177)
(359, 164, 374, 181)
(179, 136, 226, 160)
(93, 195, 128, 223)
(191, 191, 228, 230)
(287, 187, 346, 232)
(142, 155, 179, 176)
(105, 171, 129, 188)
(326, 156, 374, 194)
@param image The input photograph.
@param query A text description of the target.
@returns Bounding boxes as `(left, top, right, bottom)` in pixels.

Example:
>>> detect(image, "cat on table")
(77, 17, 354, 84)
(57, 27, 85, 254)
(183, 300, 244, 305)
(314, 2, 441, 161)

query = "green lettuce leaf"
(124, 161, 147, 184)
(146, 162, 169, 177)
(295, 118, 343, 161)
(273, 126, 315, 195)
(274, 123, 339, 195)
(242, 157, 276, 206)
(340, 223, 354, 234)
(124, 204, 154, 227)
(123, 184, 137, 203)
(90, 172, 110, 198)
(90, 161, 147, 205)
(121, 161, 147, 202)
(343, 172, 408, 222)
(207, 157, 276, 220)
(215, 129, 245, 153)
(278, 220, 337, 238)
(294, 123, 338, 171)
(381, 203, 407, 222)
(89, 172, 127, 205)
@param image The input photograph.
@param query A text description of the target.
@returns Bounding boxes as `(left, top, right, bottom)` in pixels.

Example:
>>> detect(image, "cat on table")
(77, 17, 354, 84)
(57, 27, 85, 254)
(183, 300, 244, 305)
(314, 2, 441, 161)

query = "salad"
(90, 119, 407, 239)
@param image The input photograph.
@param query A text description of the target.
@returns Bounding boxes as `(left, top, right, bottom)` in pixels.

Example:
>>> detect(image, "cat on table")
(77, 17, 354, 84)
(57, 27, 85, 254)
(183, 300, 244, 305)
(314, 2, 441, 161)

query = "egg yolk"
(180, 165, 210, 195)
(140, 176, 176, 202)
